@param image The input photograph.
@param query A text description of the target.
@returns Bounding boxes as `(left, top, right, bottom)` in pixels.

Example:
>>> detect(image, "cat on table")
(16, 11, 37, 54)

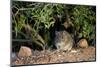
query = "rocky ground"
(11, 46, 96, 66)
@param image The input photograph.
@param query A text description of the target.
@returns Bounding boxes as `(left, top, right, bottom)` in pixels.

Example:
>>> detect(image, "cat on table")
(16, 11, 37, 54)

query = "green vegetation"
(71, 6, 96, 43)
(12, 1, 96, 50)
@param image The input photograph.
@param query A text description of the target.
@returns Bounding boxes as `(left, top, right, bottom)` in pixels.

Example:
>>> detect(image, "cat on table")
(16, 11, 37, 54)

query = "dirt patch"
(11, 46, 96, 66)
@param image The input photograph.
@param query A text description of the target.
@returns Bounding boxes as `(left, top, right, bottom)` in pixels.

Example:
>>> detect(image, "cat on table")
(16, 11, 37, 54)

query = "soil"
(11, 46, 96, 66)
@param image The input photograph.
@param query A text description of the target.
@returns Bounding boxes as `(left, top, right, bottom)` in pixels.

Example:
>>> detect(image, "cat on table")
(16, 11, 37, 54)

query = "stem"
(23, 24, 46, 50)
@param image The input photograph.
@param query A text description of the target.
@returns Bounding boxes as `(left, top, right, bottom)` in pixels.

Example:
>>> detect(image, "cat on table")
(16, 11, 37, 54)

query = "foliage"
(12, 1, 66, 49)
(71, 5, 96, 44)
(12, 1, 96, 50)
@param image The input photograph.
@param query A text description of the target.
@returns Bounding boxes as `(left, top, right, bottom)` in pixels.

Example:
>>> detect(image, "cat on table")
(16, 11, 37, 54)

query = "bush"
(12, 1, 96, 50)
(71, 5, 96, 45)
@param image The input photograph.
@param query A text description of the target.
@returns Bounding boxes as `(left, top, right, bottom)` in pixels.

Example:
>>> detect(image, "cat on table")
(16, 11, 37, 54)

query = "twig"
(12, 30, 30, 39)
(12, 39, 33, 42)
(12, 5, 35, 17)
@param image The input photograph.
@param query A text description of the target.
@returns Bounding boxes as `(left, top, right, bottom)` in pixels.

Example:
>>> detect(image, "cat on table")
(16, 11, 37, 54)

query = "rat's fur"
(54, 30, 73, 51)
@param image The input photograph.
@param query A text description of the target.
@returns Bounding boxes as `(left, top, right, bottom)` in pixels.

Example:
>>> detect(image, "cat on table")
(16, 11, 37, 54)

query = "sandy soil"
(11, 46, 96, 66)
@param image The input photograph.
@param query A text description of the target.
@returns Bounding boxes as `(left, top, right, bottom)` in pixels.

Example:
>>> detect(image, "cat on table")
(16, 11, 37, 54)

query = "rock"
(78, 39, 88, 48)
(18, 46, 32, 57)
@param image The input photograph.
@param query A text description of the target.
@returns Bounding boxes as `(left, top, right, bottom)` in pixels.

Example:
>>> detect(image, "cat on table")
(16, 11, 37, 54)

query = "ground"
(11, 46, 96, 66)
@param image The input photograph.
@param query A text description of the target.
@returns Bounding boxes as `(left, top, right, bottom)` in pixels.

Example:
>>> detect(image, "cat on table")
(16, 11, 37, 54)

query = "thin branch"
(19, 8, 35, 11)
(23, 24, 45, 45)
(12, 30, 30, 39)
(12, 6, 35, 17)
(12, 39, 33, 42)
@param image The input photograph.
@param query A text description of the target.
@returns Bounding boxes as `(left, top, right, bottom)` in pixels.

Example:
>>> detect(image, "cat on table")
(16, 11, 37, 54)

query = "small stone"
(78, 39, 88, 48)
(70, 50, 78, 53)
(58, 54, 61, 57)
(18, 46, 32, 57)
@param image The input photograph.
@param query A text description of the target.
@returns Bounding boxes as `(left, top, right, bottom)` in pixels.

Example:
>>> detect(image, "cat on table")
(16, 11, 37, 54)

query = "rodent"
(54, 30, 73, 51)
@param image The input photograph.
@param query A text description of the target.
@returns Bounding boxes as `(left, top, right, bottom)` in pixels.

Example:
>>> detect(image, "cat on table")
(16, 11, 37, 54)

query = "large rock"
(18, 46, 32, 57)
(78, 39, 88, 48)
